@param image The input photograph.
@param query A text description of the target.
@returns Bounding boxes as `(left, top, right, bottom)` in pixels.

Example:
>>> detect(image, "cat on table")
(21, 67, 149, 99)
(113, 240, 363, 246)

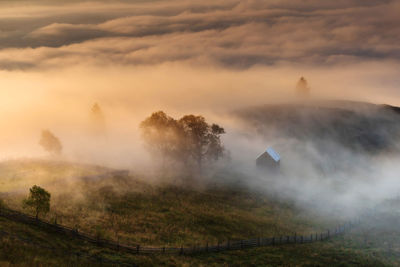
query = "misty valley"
(1, 0, 400, 266)
(1, 100, 400, 266)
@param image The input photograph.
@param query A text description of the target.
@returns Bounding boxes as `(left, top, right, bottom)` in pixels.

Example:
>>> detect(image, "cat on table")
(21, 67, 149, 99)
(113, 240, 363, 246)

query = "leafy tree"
(179, 115, 225, 170)
(23, 185, 51, 219)
(208, 124, 226, 160)
(140, 111, 225, 172)
(296, 76, 310, 96)
(140, 111, 185, 165)
(39, 129, 62, 156)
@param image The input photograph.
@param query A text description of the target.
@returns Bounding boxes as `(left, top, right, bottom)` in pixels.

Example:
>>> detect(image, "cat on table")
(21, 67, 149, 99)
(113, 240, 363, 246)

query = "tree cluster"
(140, 111, 226, 172)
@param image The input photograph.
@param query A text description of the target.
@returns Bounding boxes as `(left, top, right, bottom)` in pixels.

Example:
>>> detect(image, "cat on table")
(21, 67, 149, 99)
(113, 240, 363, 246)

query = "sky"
(0, 0, 400, 161)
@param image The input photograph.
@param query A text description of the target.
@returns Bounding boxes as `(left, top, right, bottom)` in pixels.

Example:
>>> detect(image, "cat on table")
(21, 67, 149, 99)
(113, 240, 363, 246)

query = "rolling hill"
(1, 100, 400, 266)
(235, 100, 400, 153)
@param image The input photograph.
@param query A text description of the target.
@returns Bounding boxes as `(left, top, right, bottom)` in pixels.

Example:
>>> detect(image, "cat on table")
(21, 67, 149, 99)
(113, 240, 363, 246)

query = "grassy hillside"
(0, 160, 340, 247)
(1, 159, 400, 266)
(1, 205, 400, 266)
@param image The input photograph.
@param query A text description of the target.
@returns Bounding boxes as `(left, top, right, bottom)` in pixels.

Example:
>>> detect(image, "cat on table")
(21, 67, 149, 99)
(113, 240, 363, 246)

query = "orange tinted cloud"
(0, 0, 399, 70)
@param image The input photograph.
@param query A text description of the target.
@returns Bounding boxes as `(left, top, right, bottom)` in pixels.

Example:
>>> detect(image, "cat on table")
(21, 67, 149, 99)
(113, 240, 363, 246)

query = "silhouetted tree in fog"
(90, 102, 106, 135)
(140, 111, 185, 165)
(296, 77, 310, 97)
(140, 111, 225, 172)
(208, 124, 226, 160)
(39, 129, 62, 156)
(179, 115, 225, 171)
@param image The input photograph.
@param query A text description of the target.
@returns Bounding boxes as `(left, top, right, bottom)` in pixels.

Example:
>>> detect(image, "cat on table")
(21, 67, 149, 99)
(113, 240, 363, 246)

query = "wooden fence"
(0, 206, 357, 255)
(0, 228, 135, 266)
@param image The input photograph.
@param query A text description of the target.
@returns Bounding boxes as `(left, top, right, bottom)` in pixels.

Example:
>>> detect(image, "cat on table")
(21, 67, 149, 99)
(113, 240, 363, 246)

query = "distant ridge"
(235, 100, 400, 153)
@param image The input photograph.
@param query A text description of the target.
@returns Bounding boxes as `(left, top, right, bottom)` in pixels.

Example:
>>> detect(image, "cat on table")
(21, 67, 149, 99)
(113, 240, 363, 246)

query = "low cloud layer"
(0, 0, 400, 170)
(0, 0, 399, 70)
(1, 1, 400, 219)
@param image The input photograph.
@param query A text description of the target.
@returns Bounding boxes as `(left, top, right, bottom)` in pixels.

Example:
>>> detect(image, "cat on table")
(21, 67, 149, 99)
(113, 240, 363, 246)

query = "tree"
(208, 124, 226, 160)
(140, 111, 185, 165)
(90, 102, 106, 135)
(39, 129, 62, 156)
(140, 111, 226, 172)
(179, 115, 225, 171)
(296, 76, 310, 97)
(23, 185, 51, 219)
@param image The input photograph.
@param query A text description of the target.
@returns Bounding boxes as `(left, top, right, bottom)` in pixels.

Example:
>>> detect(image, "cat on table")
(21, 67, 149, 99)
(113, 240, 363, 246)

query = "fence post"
(287, 236, 289, 243)
(180, 246, 183, 255)
(217, 242, 220, 252)
(163, 247, 165, 254)
(272, 237, 275, 245)
(206, 242, 209, 252)
(327, 230, 330, 239)
(294, 233, 297, 243)
(279, 236, 282, 244)
(257, 237, 260, 246)
(136, 245, 140, 254)
(301, 236, 303, 243)
(240, 240, 243, 249)
(228, 240, 230, 250)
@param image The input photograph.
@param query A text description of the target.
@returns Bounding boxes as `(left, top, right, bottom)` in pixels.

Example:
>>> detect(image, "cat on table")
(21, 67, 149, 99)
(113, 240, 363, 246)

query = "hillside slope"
(235, 100, 400, 153)
(1, 194, 400, 266)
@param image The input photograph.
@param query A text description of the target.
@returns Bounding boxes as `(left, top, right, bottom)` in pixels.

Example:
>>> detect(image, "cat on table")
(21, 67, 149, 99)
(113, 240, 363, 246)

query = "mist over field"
(225, 102, 400, 215)
(1, 2, 400, 265)
(0, 0, 400, 215)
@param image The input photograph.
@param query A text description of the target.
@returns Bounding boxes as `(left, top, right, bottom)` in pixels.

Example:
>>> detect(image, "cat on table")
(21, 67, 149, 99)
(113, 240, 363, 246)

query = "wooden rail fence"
(0, 206, 358, 255)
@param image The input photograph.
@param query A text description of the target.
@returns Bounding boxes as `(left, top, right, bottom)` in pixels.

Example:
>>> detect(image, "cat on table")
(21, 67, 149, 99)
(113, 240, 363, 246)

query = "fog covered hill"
(235, 100, 400, 154)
